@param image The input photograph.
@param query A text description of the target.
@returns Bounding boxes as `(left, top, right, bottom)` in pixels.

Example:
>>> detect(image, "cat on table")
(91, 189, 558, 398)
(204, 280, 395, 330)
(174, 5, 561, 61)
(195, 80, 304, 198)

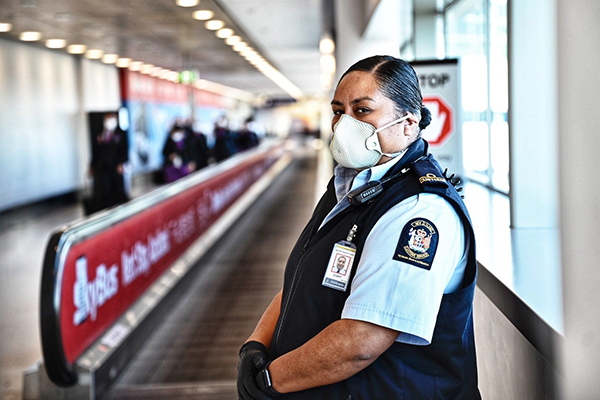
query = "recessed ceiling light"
(150, 67, 162, 77)
(0, 23, 12, 32)
(66, 44, 87, 54)
(102, 54, 118, 64)
(170, 72, 180, 83)
(20, 31, 41, 41)
(204, 20, 224, 30)
(141, 64, 154, 74)
(233, 42, 248, 52)
(225, 35, 241, 46)
(129, 61, 143, 71)
(45, 39, 66, 49)
(319, 37, 335, 54)
(192, 10, 214, 20)
(116, 58, 132, 68)
(320, 54, 336, 72)
(176, 0, 198, 7)
(216, 28, 233, 39)
(246, 52, 261, 61)
(85, 49, 104, 59)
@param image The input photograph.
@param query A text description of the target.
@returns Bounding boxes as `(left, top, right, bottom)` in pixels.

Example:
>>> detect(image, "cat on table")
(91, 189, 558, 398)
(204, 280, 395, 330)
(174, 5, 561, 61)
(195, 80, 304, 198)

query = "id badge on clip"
(322, 224, 358, 292)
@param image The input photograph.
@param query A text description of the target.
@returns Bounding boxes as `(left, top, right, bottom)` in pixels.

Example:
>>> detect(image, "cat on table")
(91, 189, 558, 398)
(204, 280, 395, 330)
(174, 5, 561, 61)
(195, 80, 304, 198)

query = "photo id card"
(322, 242, 356, 292)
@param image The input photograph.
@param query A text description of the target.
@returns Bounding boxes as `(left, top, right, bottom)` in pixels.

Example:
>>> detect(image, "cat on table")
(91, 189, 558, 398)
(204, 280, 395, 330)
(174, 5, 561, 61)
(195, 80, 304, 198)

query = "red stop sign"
(422, 94, 454, 147)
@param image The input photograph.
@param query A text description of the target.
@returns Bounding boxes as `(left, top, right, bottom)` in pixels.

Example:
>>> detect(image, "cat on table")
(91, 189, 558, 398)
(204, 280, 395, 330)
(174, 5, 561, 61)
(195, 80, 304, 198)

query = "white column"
(414, 0, 441, 60)
(557, 0, 600, 398)
(333, 0, 408, 82)
(414, 14, 437, 60)
(334, 0, 369, 82)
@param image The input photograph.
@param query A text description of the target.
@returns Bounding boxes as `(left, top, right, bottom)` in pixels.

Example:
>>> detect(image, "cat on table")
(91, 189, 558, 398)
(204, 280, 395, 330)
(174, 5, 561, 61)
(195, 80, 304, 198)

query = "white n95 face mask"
(172, 131, 185, 142)
(104, 118, 118, 132)
(329, 114, 409, 169)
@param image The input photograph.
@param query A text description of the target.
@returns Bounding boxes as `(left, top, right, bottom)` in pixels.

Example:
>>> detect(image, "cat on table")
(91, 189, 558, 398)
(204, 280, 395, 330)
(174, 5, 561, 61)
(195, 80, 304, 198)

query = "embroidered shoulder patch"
(393, 218, 439, 270)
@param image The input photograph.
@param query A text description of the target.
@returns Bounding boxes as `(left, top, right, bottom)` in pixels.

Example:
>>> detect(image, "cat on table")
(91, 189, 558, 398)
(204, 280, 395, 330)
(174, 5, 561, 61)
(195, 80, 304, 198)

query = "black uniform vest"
(270, 139, 480, 399)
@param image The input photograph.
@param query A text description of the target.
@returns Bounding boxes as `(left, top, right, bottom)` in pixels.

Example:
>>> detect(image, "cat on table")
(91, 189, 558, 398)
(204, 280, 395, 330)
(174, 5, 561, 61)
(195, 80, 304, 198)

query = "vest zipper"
(274, 237, 311, 352)
(273, 208, 358, 353)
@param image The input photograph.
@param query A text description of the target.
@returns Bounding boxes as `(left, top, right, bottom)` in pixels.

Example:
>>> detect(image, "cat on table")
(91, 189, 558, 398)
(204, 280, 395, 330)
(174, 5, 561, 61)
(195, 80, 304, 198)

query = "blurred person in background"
(236, 117, 260, 151)
(87, 112, 129, 214)
(183, 120, 210, 170)
(162, 124, 196, 183)
(213, 116, 237, 162)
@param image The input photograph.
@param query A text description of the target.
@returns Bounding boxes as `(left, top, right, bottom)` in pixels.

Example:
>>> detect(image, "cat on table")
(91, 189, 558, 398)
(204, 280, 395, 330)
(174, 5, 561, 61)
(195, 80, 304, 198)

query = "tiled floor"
(0, 180, 160, 400)
(0, 201, 84, 399)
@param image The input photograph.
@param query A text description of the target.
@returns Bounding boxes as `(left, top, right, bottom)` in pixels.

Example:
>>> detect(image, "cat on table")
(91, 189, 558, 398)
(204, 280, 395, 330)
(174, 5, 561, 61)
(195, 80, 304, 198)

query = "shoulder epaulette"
(410, 157, 449, 190)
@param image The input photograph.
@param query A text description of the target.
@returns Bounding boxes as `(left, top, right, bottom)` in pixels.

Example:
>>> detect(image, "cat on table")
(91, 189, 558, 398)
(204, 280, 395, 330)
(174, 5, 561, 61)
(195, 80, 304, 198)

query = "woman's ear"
(403, 114, 420, 137)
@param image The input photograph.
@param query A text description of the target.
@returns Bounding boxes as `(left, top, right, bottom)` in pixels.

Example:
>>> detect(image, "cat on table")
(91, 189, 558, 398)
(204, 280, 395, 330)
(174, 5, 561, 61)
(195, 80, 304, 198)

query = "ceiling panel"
(0, 0, 325, 98)
(218, 0, 323, 95)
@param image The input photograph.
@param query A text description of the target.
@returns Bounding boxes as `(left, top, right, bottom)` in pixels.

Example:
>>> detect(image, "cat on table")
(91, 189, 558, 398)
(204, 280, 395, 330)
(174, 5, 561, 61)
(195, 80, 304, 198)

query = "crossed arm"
(245, 290, 399, 394)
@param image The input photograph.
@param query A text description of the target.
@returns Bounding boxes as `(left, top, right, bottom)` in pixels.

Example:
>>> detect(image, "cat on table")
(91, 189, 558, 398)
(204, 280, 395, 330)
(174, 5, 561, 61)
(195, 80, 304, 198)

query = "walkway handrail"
(39, 140, 285, 386)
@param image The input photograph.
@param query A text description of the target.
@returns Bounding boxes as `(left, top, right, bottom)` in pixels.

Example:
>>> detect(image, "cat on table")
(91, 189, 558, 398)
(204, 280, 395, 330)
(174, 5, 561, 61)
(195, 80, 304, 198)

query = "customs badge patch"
(393, 218, 439, 270)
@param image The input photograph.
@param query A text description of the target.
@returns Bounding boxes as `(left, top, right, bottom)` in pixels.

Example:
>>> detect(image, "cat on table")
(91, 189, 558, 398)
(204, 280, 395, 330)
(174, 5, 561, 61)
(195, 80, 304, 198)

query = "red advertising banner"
(58, 151, 279, 363)
(120, 69, 189, 103)
(193, 87, 223, 108)
(120, 69, 223, 107)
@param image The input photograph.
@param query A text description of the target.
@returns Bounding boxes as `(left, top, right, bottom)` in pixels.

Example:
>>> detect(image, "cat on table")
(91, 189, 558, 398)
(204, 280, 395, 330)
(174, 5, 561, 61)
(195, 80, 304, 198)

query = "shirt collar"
(333, 152, 406, 202)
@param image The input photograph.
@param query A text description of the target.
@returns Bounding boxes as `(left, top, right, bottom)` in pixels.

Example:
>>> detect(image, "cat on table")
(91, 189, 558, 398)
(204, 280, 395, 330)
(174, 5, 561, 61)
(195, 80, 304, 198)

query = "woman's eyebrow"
(330, 96, 376, 106)
(351, 96, 376, 104)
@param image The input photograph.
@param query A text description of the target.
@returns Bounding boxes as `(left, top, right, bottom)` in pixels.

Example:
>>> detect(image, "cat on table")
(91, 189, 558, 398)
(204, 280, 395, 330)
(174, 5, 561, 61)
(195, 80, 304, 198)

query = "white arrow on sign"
(421, 99, 447, 143)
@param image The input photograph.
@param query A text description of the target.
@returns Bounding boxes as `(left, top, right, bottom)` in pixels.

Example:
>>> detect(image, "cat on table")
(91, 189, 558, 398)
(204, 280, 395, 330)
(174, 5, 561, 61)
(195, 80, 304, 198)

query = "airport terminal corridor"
(3, 0, 600, 398)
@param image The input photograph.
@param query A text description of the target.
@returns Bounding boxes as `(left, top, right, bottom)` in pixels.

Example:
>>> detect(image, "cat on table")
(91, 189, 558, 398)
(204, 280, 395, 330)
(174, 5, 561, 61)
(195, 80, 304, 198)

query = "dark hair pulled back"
(339, 55, 431, 131)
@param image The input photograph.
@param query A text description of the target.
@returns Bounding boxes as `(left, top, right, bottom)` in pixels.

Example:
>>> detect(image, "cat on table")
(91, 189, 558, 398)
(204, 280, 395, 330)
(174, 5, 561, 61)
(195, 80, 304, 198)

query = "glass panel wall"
(488, 0, 508, 192)
(445, 0, 508, 193)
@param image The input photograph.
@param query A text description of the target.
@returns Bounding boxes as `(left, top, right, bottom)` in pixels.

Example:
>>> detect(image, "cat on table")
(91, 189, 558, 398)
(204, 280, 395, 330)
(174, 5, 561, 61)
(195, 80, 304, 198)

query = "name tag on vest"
(322, 241, 356, 292)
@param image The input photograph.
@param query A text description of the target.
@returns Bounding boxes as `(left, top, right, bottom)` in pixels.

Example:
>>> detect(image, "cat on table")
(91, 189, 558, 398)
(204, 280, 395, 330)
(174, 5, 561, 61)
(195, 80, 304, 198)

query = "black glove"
(237, 341, 272, 400)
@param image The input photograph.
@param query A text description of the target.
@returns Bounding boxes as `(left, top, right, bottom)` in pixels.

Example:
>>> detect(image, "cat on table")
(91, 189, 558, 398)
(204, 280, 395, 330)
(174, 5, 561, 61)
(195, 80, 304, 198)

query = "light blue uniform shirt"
(319, 156, 468, 345)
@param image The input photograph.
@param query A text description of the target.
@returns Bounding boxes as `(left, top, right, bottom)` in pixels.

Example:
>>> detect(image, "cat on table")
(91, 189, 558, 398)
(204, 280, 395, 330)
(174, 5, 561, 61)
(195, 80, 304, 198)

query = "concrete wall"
(0, 39, 120, 212)
(0, 39, 80, 211)
(474, 288, 559, 399)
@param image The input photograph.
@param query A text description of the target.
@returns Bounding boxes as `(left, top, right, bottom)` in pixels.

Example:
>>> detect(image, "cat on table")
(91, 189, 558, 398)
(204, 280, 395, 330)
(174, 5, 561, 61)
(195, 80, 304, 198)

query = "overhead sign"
(411, 59, 462, 179)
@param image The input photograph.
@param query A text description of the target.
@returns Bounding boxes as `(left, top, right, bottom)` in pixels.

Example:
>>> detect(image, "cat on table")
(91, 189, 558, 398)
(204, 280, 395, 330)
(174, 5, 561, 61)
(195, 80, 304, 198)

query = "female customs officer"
(237, 55, 480, 400)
